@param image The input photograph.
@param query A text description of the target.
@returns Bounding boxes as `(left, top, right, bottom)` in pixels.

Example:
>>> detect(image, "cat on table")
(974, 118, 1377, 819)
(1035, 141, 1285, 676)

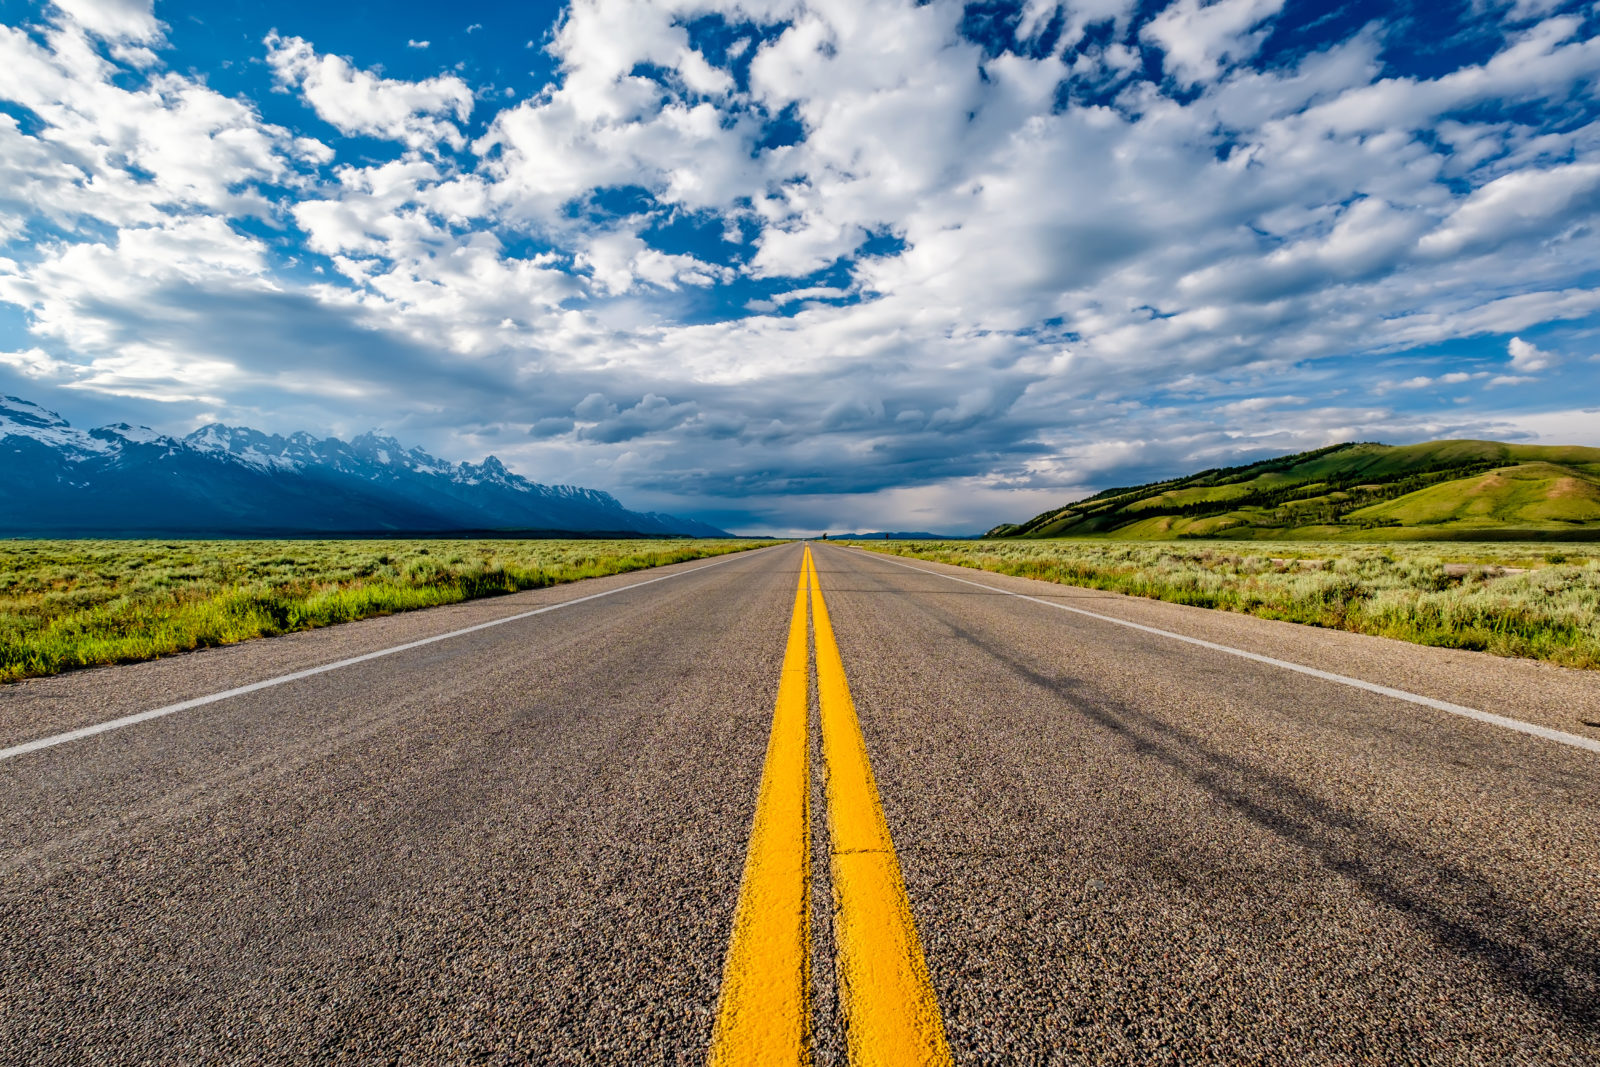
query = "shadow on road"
(975, 625, 1598, 1034)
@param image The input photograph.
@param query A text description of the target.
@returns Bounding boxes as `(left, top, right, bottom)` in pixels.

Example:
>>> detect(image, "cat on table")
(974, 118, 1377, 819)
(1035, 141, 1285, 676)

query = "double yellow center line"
(710, 546, 951, 1066)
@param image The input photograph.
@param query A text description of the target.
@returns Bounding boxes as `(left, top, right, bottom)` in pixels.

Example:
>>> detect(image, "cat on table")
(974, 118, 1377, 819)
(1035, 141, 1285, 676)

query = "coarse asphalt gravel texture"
(2, 541, 1597, 1064)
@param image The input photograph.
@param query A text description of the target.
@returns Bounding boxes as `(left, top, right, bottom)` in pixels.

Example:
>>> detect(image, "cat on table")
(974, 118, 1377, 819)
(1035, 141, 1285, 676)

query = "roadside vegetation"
(853, 539, 1600, 670)
(0, 538, 767, 683)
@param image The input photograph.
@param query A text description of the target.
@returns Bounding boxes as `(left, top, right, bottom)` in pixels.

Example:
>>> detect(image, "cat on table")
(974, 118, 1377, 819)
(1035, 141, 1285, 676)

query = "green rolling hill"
(989, 440, 1600, 541)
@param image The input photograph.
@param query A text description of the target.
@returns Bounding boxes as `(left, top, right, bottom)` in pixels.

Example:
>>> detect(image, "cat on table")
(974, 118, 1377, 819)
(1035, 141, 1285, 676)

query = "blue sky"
(2, 0, 1599, 535)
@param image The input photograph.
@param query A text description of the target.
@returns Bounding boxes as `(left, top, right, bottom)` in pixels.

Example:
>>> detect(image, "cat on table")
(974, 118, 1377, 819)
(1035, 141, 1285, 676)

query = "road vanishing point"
(2, 541, 1597, 1063)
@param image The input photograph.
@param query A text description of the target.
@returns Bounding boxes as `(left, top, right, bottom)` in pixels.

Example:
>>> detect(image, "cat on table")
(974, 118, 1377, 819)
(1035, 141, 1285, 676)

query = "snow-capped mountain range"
(0, 396, 728, 537)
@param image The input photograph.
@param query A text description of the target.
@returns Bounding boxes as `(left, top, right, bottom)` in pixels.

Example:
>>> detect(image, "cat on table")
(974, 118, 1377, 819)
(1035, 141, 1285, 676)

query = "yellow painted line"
(808, 546, 953, 1067)
(709, 550, 813, 1066)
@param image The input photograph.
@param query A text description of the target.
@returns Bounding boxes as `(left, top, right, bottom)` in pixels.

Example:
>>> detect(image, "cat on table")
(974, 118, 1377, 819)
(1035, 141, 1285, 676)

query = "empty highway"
(2, 541, 1597, 1064)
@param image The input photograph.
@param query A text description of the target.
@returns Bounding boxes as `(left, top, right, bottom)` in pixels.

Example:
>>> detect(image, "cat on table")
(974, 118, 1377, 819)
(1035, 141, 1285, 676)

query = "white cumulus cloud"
(1508, 336, 1559, 373)
(1142, 0, 1286, 87)
(51, 0, 162, 44)
(266, 33, 474, 152)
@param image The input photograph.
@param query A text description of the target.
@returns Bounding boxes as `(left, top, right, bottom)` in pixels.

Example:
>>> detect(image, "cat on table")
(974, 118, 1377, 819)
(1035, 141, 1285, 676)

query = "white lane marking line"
(0, 547, 778, 763)
(848, 547, 1600, 757)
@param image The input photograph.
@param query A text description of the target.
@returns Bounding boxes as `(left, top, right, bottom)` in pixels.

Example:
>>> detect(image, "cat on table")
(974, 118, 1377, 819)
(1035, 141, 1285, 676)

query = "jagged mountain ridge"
(0, 396, 727, 537)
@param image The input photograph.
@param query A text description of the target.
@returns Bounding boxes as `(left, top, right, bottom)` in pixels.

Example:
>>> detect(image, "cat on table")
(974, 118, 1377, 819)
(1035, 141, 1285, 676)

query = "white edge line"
(844, 545, 1600, 757)
(0, 546, 778, 763)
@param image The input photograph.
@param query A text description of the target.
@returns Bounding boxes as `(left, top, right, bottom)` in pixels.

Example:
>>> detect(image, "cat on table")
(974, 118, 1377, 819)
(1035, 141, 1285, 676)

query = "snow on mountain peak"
(0, 395, 70, 430)
(96, 423, 170, 446)
(184, 424, 237, 452)
(0, 397, 112, 456)
(181, 424, 302, 472)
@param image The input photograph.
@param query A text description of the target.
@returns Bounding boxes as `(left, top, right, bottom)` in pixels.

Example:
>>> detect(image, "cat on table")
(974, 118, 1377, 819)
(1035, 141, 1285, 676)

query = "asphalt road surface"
(2, 541, 1597, 1064)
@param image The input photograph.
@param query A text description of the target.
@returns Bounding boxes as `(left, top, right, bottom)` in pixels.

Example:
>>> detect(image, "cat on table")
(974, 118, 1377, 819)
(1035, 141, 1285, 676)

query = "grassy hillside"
(991, 440, 1600, 541)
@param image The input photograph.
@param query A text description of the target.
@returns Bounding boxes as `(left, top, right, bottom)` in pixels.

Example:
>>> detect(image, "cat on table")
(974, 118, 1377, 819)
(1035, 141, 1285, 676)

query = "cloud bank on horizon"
(1, 0, 1599, 534)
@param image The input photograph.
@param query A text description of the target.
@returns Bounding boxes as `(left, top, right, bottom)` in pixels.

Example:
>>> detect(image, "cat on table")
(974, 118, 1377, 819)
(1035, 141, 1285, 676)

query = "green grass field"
(0, 538, 768, 683)
(853, 539, 1600, 670)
